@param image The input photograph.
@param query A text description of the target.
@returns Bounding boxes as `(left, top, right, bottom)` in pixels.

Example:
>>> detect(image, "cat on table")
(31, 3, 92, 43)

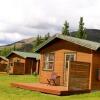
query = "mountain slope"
(71, 29, 100, 42)
(0, 37, 37, 51)
(0, 29, 100, 52)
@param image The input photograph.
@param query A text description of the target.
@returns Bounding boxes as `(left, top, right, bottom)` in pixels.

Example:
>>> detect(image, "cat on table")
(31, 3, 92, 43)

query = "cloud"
(0, 0, 100, 45)
(0, 32, 30, 45)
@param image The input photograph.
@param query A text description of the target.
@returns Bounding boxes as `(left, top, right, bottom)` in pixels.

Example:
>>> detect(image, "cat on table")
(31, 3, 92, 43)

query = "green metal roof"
(34, 34, 100, 52)
(0, 56, 8, 61)
(7, 51, 40, 60)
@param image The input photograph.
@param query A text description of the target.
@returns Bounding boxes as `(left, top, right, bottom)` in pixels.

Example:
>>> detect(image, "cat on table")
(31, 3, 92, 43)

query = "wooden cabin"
(7, 51, 40, 75)
(0, 56, 8, 72)
(34, 34, 100, 91)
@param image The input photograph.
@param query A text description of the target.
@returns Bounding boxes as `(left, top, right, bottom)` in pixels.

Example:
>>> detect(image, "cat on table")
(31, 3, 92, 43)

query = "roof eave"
(6, 51, 26, 59)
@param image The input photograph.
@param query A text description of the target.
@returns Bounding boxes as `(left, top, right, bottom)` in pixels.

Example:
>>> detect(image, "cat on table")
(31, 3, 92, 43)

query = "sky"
(0, 0, 100, 45)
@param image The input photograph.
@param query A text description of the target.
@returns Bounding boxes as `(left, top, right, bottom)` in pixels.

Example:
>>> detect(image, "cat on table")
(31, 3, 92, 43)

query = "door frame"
(63, 52, 76, 86)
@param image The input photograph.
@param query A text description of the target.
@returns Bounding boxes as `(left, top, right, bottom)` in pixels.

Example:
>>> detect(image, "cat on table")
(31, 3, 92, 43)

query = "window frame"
(64, 52, 76, 68)
(43, 52, 55, 71)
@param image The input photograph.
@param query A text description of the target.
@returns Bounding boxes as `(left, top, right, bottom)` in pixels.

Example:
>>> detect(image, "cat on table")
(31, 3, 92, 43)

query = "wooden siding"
(8, 53, 25, 74)
(91, 52, 100, 90)
(39, 39, 92, 87)
(8, 53, 38, 75)
(13, 62, 25, 74)
(0, 59, 8, 72)
(67, 61, 90, 90)
(0, 64, 7, 72)
(25, 58, 37, 74)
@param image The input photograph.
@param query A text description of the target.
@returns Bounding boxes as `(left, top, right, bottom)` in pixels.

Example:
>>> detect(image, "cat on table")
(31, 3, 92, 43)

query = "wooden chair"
(47, 72, 60, 86)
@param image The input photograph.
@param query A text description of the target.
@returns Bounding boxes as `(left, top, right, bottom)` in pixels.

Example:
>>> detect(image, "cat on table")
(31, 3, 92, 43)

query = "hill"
(0, 37, 37, 52)
(71, 29, 100, 42)
(1, 29, 100, 52)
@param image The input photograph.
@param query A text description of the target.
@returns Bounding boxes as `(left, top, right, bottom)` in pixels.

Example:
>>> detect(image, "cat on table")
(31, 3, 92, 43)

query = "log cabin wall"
(8, 54, 25, 74)
(39, 39, 92, 86)
(0, 59, 8, 72)
(91, 52, 100, 90)
(68, 61, 90, 91)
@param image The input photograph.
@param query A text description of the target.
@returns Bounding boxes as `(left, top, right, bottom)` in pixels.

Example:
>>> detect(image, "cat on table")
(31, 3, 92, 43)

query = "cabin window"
(16, 58, 21, 63)
(17, 60, 20, 63)
(44, 52, 55, 70)
(65, 52, 76, 67)
(10, 62, 13, 66)
(65, 53, 76, 61)
(14, 58, 21, 63)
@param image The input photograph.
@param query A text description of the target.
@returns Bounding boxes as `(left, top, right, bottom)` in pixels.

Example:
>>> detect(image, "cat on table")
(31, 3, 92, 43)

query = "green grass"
(0, 75, 100, 100)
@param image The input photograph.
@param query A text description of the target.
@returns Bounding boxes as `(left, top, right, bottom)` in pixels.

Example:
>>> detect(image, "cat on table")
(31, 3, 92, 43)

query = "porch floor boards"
(11, 83, 90, 96)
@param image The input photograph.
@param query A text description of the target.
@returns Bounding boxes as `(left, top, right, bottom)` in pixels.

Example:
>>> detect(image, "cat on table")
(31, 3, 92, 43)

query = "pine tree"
(62, 21, 70, 35)
(13, 44, 16, 51)
(76, 17, 87, 39)
(45, 32, 50, 40)
(36, 35, 43, 46)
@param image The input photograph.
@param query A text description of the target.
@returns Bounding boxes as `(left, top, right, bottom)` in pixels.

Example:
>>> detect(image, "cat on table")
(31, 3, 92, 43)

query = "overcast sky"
(0, 0, 100, 45)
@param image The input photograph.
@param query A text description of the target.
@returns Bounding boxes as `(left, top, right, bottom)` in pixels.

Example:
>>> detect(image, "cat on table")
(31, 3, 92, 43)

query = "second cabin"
(7, 51, 40, 75)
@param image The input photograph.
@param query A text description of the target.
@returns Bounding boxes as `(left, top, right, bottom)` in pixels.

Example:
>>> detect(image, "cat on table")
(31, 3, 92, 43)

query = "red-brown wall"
(91, 52, 100, 90)
(8, 53, 25, 74)
(8, 53, 39, 75)
(0, 58, 8, 72)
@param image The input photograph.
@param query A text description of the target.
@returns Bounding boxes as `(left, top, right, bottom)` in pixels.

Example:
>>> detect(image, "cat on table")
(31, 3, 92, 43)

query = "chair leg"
(47, 79, 51, 85)
(52, 79, 56, 86)
(47, 79, 56, 86)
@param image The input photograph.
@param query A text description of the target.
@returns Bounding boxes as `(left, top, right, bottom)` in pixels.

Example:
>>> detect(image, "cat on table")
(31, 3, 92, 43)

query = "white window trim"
(43, 52, 55, 71)
(64, 52, 76, 68)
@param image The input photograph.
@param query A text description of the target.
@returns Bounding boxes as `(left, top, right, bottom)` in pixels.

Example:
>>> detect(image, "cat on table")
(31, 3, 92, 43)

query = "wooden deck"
(11, 83, 90, 96)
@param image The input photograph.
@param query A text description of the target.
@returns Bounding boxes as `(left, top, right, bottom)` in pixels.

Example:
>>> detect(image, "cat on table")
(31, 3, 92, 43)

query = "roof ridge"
(58, 34, 100, 44)
(34, 34, 100, 52)
(7, 51, 40, 59)
(0, 56, 8, 61)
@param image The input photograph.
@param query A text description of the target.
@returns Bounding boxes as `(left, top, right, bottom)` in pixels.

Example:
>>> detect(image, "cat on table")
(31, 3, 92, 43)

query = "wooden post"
(36, 60, 39, 74)
(24, 60, 26, 74)
(89, 54, 93, 90)
(31, 59, 33, 75)
(67, 61, 70, 91)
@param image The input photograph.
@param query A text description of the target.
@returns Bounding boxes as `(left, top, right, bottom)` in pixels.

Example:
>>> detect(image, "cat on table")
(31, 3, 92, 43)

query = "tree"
(45, 32, 50, 40)
(76, 17, 87, 39)
(0, 47, 11, 56)
(62, 20, 70, 35)
(13, 44, 16, 51)
(36, 35, 43, 46)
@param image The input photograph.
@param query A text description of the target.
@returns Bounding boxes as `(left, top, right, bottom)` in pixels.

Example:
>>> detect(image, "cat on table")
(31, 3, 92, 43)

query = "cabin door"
(64, 52, 76, 86)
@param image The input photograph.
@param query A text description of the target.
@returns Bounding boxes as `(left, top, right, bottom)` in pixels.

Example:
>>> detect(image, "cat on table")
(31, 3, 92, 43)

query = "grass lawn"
(0, 75, 100, 100)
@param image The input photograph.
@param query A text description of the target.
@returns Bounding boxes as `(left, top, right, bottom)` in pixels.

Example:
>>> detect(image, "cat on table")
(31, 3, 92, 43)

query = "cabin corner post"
(89, 53, 93, 90)
(89, 63, 92, 90)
